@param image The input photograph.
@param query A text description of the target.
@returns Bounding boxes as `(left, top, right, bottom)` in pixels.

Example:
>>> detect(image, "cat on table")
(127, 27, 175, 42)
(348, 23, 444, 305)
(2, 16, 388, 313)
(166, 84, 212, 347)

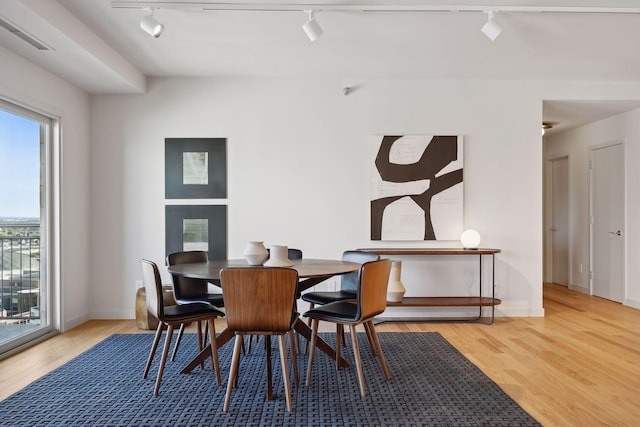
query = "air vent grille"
(0, 16, 52, 51)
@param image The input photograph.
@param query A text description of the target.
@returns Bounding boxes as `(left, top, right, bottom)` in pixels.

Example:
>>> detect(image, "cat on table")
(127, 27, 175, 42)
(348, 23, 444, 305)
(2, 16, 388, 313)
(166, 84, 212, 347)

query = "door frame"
(589, 140, 626, 300)
(0, 96, 61, 358)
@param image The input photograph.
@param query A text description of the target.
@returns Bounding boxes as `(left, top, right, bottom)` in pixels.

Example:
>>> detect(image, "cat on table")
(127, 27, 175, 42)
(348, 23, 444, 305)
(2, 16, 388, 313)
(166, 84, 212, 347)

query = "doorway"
(550, 156, 569, 286)
(0, 100, 55, 355)
(590, 142, 624, 302)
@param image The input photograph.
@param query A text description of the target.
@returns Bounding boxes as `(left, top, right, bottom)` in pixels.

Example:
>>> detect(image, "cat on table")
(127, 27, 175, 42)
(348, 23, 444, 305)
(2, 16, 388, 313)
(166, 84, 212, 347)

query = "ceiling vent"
(0, 16, 52, 51)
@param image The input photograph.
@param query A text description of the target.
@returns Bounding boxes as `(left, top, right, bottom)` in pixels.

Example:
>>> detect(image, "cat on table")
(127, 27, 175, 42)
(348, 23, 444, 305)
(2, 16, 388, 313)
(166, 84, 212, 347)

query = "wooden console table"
(357, 248, 501, 324)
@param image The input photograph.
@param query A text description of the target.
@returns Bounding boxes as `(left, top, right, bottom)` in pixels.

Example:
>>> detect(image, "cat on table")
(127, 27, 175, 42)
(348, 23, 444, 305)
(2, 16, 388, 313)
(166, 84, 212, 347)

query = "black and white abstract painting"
(370, 135, 463, 241)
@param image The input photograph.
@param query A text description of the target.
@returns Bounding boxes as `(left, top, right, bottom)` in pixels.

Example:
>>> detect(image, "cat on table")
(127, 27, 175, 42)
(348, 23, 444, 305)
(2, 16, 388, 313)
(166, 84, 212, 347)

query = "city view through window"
(0, 108, 43, 347)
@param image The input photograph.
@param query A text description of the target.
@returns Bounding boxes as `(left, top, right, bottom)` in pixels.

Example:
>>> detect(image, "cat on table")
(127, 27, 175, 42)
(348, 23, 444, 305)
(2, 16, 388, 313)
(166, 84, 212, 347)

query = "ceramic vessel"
(243, 241, 269, 265)
(264, 245, 293, 267)
(387, 260, 406, 302)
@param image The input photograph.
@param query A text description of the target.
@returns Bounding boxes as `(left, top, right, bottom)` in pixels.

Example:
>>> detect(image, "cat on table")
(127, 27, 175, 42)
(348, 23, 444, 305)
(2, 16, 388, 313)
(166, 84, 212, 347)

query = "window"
(0, 99, 57, 355)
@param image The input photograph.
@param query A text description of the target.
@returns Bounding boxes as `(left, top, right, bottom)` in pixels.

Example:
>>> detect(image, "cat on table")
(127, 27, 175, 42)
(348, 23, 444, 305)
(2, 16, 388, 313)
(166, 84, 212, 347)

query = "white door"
(551, 157, 569, 286)
(590, 143, 624, 302)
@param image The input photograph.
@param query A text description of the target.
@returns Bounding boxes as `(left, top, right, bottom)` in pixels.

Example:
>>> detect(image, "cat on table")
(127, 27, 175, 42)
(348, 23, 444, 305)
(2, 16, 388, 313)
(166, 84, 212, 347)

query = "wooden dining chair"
(166, 250, 225, 361)
(247, 248, 302, 353)
(220, 267, 300, 412)
(140, 259, 225, 395)
(247, 248, 303, 354)
(301, 250, 380, 353)
(304, 258, 392, 396)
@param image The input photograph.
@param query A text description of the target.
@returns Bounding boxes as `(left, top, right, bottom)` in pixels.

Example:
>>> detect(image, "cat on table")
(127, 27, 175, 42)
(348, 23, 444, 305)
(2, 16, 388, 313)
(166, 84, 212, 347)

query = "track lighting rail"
(111, 2, 640, 15)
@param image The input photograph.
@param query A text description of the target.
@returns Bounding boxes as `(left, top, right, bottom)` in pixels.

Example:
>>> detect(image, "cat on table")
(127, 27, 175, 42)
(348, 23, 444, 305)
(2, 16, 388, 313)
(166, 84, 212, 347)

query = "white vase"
(387, 260, 406, 302)
(243, 241, 268, 265)
(264, 245, 293, 267)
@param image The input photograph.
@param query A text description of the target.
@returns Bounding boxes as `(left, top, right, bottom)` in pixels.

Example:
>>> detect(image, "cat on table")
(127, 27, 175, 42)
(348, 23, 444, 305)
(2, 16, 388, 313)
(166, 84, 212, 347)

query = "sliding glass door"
(0, 100, 54, 354)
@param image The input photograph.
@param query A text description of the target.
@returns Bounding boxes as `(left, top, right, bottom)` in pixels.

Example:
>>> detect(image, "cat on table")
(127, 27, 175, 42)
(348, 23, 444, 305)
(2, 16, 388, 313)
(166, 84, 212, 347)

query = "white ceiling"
(2, 0, 640, 133)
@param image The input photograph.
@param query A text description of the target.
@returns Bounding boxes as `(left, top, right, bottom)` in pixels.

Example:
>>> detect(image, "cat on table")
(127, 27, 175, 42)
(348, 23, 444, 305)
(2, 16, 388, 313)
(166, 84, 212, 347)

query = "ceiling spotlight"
(302, 10, 323, 42)
(481, 10, 502, 41)
(140, 9, 164, 38)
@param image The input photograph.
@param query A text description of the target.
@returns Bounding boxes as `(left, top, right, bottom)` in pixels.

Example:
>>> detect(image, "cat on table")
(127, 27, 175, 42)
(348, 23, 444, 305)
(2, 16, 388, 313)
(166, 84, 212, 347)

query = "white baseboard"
(569, 284, 590, 294)
(63, 313, 90, 332)
(89, 309, 135, 320)
(624, 298, 640, 310)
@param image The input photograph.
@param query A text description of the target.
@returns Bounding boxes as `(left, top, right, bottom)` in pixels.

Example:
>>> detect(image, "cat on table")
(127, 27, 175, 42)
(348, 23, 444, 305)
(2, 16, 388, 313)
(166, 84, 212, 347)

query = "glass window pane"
(0, 104, 51, 353)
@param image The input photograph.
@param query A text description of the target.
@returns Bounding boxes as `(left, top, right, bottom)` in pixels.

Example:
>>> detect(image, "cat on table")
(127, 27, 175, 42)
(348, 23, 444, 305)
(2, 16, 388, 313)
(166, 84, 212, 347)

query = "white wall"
(4, 56, 640, 324)
(90, 77, 546, 319)
(545, 109, 640, 309)
(0, 46, 91, 331)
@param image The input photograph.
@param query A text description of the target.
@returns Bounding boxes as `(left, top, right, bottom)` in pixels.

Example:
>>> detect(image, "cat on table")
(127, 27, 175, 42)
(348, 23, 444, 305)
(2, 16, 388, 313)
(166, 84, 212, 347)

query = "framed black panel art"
(165, 205, 227, 260)
(165, 138, 227, 199)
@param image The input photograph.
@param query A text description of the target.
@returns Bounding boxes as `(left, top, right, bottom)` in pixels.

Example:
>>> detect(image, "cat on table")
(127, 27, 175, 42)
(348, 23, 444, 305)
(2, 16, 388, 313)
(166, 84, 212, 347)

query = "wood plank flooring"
(1, 283, 639, 426)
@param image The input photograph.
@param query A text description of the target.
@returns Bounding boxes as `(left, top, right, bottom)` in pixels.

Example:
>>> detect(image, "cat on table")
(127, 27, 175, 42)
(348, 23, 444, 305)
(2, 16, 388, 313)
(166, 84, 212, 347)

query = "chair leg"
(366, 320, 391, 380)
(208, 318, 221, 385)
(203, 320, 209, 347)
(144, 322, 164, 379)
(170, 323, 186, 362)
(278, 334, 293, 412)
(342, 326, 347, 347)
(196, 321, 205, 370)
(304, 303, 315, 355)
(363, 321, 377, 356)
(335, 324, 343, 371)
(247, 335, 253, 354)
(288, 330, 299, 386)
(295, 330, 302, 356)
(154, 324, 175, 396)
(223, 334, 244, 412)
(349, 324, 366, 397)
(305, 319, 319, 386)
(265, 336, 273, 401)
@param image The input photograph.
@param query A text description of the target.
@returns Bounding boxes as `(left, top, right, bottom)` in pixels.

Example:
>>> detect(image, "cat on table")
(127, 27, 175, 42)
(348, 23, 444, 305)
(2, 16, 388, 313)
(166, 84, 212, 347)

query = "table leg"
(294, 319, 351, 368)
(181, 327, 234, 374)
(182, 321, 352, 372)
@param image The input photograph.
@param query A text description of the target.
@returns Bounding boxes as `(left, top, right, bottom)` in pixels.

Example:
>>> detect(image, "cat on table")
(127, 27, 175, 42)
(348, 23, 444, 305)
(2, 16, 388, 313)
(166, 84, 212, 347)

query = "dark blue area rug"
(0, 332, 540, 426)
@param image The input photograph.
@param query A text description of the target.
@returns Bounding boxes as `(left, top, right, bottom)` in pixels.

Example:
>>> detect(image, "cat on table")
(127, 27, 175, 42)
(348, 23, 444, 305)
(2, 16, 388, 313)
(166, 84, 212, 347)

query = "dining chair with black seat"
(166, 250, 225, 361)
(220, 267, 300, 412)
(301, 250, 380, 353)
(301, 250, 380, 310)
(304, 258, 392, 397)
(140, 259, 225, 396)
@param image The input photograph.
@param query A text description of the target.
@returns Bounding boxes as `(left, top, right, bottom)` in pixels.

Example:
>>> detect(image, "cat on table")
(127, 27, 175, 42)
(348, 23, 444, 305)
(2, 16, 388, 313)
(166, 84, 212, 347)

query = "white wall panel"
(0, 46, 91, 331)
(90, 77, 547, 319)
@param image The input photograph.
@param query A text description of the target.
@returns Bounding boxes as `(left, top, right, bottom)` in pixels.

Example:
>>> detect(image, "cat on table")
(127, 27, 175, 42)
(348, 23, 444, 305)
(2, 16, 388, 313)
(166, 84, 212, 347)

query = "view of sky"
(0, 109, 40, 219)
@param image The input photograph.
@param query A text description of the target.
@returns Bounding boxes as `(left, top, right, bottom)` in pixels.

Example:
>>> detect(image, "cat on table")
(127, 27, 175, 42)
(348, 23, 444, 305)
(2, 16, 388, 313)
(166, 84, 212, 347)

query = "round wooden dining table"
(167, 258, 360, 373)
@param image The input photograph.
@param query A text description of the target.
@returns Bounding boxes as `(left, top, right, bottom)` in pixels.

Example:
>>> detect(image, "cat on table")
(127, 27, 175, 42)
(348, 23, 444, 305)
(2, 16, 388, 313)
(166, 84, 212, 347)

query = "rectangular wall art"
(370, 135, 464, 241)
(165, 138, 227, 199)
(165, 205, 227, 259)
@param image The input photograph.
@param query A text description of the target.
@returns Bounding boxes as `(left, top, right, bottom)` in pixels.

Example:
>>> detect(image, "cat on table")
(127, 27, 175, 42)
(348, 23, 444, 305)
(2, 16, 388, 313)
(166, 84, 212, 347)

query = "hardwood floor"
(1, 283, 639, 426)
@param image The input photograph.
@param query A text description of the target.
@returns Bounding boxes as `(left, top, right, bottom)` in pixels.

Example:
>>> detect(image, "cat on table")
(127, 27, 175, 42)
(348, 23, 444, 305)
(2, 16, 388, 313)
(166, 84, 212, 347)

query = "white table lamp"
(460, 229, 481, 250)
